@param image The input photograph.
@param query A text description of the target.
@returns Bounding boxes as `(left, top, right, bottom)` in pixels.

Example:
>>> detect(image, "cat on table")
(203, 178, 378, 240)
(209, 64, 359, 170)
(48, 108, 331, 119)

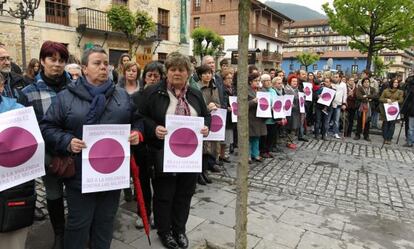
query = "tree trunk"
(235, 0, 250, 249)
(366, 46, 373, 71)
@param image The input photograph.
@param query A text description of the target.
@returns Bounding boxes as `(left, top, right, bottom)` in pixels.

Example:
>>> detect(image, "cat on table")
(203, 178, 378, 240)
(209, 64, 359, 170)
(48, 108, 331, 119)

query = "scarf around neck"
(82, 78, 113, 124)
(167, 83, 191, 116)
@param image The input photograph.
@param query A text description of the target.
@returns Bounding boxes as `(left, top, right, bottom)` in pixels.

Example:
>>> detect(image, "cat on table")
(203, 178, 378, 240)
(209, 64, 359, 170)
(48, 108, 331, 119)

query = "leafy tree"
(191, 27, 224, 61)
(296, 52, 320, 71)
(235, 0, 250, 248)
(107, 5, 156, 56)
(323, 0, 414, 70)
(373, 54, 389, 77)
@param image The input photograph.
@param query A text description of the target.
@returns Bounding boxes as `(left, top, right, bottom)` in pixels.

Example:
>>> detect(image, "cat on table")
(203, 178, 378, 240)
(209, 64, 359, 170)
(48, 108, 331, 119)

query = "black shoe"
(210, 164, 222, 173)
(34, 207, 46, 221)
(173, 232, 189, 249)
(124, 188, 133, 202)
(354, 135, 360, 140)
(52, 234, 64, 249)
(298, 137, 309, 142)
(202, 172, 212, 184)
(197, 174, 206, 185)
(159, 233, 180, 249)
(229, 144, 234, 154)
(403, 143, 413, 148)
(219, 157, 231, 163)
(364, 137, 371, 142)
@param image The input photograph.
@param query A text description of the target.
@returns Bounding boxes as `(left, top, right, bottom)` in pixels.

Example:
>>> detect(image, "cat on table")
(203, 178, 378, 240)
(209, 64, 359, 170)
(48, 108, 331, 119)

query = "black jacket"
(138, 80, 211, 150)
(40, 77, 144, 189)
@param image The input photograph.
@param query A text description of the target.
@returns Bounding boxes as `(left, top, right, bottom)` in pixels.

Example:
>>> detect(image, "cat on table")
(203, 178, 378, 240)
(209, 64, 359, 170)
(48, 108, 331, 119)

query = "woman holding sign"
(0, 72, 33, 249)
(248, 72, 267, 163)
(41, 46, 143, 249)
(379, 78, 403, 144)
(140, 52, 210, 249)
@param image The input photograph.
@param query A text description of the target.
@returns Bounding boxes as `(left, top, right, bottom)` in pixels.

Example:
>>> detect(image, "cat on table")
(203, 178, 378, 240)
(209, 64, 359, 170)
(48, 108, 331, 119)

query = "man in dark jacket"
(402, 75, 414, 147)
(0, 46, 27, 105)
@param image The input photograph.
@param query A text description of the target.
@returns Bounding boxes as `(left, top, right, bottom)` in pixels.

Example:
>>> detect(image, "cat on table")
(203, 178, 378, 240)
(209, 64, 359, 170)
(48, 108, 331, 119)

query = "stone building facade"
(0, 0, 190, 68)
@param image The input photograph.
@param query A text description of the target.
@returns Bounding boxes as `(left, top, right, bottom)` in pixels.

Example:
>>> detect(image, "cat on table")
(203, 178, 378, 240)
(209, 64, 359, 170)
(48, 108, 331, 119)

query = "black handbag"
(0, 181, 36, 232)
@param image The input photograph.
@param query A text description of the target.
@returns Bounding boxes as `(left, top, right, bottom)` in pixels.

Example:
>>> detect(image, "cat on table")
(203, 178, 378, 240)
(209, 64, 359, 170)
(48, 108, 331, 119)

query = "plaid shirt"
(22, 74, 69, 122)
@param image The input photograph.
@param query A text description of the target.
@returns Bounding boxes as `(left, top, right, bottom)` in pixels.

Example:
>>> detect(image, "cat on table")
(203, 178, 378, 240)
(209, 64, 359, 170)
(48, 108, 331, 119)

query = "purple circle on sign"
(232, 102, 238, 116)
(273, 100, 282, 112)
(259, 98, 269, 111)
(322, 92, 332, 101)
(169, 128, 198, 158)
(89, 138, 124, 174)
(284, 99, 292, 111)
(0, 127, 38, 168)
(210, 114, 223, 132)
(387, 106, 398, 116)
(300, 97, 305, 107)
(304, 87, 311, 96)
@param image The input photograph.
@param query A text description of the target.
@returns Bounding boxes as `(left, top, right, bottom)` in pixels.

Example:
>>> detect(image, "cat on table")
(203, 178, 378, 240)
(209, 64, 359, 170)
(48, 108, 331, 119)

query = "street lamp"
(0, 0, 41, 71)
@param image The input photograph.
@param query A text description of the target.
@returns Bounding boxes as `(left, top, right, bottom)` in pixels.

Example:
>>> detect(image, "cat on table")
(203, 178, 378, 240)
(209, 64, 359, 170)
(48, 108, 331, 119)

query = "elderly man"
(0, 45, 27, 104)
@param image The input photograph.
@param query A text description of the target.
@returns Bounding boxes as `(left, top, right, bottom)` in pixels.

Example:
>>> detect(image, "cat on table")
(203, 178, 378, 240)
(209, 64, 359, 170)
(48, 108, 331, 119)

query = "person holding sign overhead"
(379, 78, 403, 144)
(140, 52, 210, 249)
(40, 46, 143, 249)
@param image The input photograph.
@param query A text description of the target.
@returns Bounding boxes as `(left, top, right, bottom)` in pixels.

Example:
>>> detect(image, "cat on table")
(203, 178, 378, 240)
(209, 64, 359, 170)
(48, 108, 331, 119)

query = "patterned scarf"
(168, 83, 191, 116)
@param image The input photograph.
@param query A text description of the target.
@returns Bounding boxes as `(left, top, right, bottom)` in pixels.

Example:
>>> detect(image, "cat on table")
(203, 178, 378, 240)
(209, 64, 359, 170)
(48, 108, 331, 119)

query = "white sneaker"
(333, 134, 341, 139)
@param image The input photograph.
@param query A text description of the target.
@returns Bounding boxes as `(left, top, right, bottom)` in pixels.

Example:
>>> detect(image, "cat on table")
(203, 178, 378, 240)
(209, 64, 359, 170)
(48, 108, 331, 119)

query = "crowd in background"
(1, 40, 414, 249)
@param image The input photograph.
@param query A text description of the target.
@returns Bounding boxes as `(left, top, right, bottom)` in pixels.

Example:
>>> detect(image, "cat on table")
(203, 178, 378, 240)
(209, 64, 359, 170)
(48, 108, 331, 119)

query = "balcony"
(76, 7, 165, 41)
(250, 23, 289, 43)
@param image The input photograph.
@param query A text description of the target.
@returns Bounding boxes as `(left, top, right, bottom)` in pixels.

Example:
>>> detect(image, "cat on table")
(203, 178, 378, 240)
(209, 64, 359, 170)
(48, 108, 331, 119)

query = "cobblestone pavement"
(213, 133, 414, 222)
(27, 130, 414, 249)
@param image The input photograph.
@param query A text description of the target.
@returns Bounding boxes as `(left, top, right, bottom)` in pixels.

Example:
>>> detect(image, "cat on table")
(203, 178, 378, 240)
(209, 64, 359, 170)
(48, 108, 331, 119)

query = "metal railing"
(250, 23, 289, 42)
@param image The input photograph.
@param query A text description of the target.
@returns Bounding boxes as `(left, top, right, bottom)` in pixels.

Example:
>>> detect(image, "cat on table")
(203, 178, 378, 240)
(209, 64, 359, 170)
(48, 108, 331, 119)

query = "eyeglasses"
(0, 56, 11, 62)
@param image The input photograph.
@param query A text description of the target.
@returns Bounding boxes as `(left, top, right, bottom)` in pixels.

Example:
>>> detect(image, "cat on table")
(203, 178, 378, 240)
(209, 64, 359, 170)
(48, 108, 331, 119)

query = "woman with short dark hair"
(40, 46, 143, 249)
(140, 52, 210, 249)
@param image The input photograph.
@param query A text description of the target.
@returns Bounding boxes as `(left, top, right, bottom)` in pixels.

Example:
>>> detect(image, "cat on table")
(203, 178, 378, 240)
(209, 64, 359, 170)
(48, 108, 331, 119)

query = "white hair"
(65, 63, 81, 71)
(260, 73, 271, 81)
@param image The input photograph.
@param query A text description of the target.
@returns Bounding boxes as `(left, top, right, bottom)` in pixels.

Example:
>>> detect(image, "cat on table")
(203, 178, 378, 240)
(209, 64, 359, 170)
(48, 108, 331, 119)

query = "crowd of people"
(0, 40, 414, 249)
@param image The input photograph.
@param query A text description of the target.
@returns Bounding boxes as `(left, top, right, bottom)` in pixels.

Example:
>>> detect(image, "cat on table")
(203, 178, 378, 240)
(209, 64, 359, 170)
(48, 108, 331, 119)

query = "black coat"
(40, 77, 144, 189)
(138, 80, 211, 175)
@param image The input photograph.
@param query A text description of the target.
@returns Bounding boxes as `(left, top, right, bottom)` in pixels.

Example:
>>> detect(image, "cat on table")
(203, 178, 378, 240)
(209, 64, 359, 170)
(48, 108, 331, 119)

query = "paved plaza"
(26, 129, 414, 248)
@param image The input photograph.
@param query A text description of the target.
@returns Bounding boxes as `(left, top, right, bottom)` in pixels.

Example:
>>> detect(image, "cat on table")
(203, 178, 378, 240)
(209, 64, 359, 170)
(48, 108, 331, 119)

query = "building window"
(266, 42, 270, 51)
(158, 53, 167, 62)
(336, 64, 342, 71)
(220, 15, 226, 25)
(194, 0, 201, 11)
(194, 17, 200, 28)
(313, 64, 318, 71)
(254, 40, 258, 48)
(45, 0, 69, 26)
(158, 8, 169, 41)
(351, 65, 358, 74)
(112, 0, 127, 5)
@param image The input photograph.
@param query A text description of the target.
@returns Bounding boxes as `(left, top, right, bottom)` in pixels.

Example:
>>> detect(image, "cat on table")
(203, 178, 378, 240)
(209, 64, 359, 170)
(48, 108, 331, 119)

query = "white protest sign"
(384, 102, 400, 121)
(82, 124, 130, 193)
(303, 82, 313, 101)
(256, 92, 272, 118)
(317, 88, 336, 106)
(0, 107, 45, 192)
(205, 108, 227, 141)
(299, 92, 306, 114)
(272, 95, 286, 119)
(229, 96, 238, 123)
(283, 95, 295, 117)
(164, 115, 204, 173)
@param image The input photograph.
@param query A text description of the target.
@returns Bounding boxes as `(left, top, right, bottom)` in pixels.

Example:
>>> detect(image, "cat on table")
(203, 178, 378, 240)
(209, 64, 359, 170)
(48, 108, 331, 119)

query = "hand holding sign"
(317, 88, 336, 106)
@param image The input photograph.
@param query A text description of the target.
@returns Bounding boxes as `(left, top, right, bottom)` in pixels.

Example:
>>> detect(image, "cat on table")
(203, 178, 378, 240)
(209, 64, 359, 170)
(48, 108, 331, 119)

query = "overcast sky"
(261, 0, 334, 15)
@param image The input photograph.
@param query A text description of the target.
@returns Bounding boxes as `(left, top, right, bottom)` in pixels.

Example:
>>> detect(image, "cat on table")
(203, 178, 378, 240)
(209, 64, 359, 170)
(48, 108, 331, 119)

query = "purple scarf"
(168, 84, 191, 116)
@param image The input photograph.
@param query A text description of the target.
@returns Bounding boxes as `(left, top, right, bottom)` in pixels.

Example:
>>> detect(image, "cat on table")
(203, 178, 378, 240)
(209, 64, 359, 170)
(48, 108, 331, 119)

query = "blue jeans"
(64, 187, 121, 249)
(371, 111, 379, 128)
(408, 117, 414, 145)
(249, 136, 260, 158)
(382, 120, 396, 141)
(326, 107, 341, 135)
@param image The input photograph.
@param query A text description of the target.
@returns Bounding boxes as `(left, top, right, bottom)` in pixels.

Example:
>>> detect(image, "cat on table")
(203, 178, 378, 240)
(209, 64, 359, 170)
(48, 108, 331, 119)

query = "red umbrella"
(130, 155, 151, 245)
